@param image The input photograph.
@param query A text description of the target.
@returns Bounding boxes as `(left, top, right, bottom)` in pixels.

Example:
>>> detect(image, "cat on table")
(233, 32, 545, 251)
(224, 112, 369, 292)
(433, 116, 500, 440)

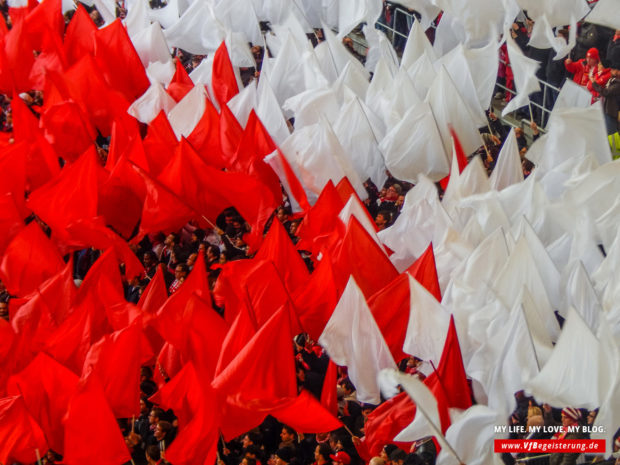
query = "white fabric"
(333, 97, 387, 189)
(379, 101, 449, 183)
(433, 0, 504, 47)
(131, 22, 173, 68)
(279, 118, 368, 205)
(322, 23, 370, 80)
(561, 260, 602, 333)
(337, 0, 382, 40)
(400, 19, 437, 71)
(467, 303, 540, 419)
(148, 0, 179, 29)
(364, 26, 400, 75)
(365, 58, 395, 127)
(332, 61, 371, 101)
(146, 60, 176, 86)
(127, 81, 177, 124)
(167, 85, 207, 140)
(553, 79, 593, 112)
(526, 308, 609, 410)
(406, 54, 437, 101)
(124, 0, 149, 37)
(426, 66, 484, 157)
(386, 70, 422, 128)
(283, 87, 340, 129)
(489, 129, 523, 191)
(319, 277, 397, 404)
(164, 1, 225, 55)
(215, 0, 262, 45)
(390, 0, 440, 30)
(585, 0, 620, 31)
(436, 45, 488, 126)
(402, 275, 451, 366)
(256, 74, 291, 147)
(436, 406, 505, 465)
(463, 39, 500, 111)
(516, 0, 589, 27)
(227, 81, 257, 128)
(502, 32, 541, 116)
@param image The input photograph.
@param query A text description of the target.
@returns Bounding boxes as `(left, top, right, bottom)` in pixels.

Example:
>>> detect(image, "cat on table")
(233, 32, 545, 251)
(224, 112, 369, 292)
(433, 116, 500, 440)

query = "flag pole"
(342, 424, 356, 437)
(131, 415, 135, 433)
(35, 449, 42, 465)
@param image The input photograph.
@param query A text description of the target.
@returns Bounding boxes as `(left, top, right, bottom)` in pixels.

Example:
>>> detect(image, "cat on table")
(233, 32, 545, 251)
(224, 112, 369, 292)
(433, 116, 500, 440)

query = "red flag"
(320, 360, 338, 416)
(271, 390, 343, 433)
(0, 140, 28, 216)
(367, 273, 410, 363)
(439, 127, 468, 190)
(424, 316, 472, 410)
(104, 117, 141, 170)
(25, 133, 62, 192)
(94, 19, 149, 102)
(134, 163, 196, 237)
(187, 97, 226, 169)
(215, 303, 257, 377)
(295, 181, 344, 253)
(335, 177, 358, 205)
(241, 260, 290, 329)
(63, 4, 96, 65)
(212, 41, 239, 106)
(255, 219, 309, 294)
(138, 265, 169, 313)
(142, 110, 179, 177)
(63, 373, 132, 465)
(99, 155, 146, 239)
(6, 352, 78, 454)
(27, 146, 103, 244)
(150, 363, 220, 465)
(219, 103, 243, 164)
(0, 395, 48, 464)
(406, 243, 441, 301)
(0, 193, 24, 256)
(212, 305, 298, 408)
(167, 57, 194, 102)
(2, 15, 34, 93)
(0, 222, 64, 296)
(31, 101, 95, 167)
(82, 319, 144, 418)
(360, 391, 416, 458)
(292, 252, 339, 341)
(331, 216, 398, 299)
(153, 342, 184, 388)
(25, 0, 64, 49)
(11, 93, 39, 143)
(29, 25, 67, 90)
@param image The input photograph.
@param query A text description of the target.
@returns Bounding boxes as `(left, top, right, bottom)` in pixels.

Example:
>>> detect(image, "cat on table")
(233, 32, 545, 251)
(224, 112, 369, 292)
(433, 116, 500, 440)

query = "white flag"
(128, 81, 177, 124)
(319, 277, 397, 404)
(489, 129, 524, 191)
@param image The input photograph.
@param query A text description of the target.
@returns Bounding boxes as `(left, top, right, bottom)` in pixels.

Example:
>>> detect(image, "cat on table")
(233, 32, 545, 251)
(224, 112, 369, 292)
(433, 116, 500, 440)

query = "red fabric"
(0, 193, 24, 256)
(153, 342, 184, 387)
(295, 181, 344, 254)
(255, 219, 310, 294)
(0, 222, 64, 297)
(219, 104, 243, 165)
(424, 316, 472, 411)
(187, 97, 226, 168)
(24, 133, 62, 193)
(29, 25, 67, 90)
(27, 147, 103, 245)
(320, 360, 339, 416)
(167, 58, 194, 102)
(243, 260, 292, 329)
(104, 117, 141, 170)
(150, 363, 220, 465)
(212, 305, 298, 408)
(359, 391, 416, 458)
(212, 41, 239, 106)
(82, 319, 144, 418)
(406, 243, 441, 301)
(139, 265, 169, 313)
(134, 162, 196, 237)
(99, 155, 146, 239)
(277, 147, 311, 212)
(63, 373, 132, 465)
(40, 100, 96, 162)
(25, 0, 64, 49)
(215, 303, 257, 377)
(143, 111, 179, 176)
(6, 352, 78, 454)
(292, 252, 339, 341)
(0, 140, 28, 216)
(11, 93, 39, 143)
(331, 216, 398, 300)
(367, 273, 410, 363)
(65, 218, 145, 279)
(1, 15, 35, 93)
(271, 390, 343, 433)
(94, 19, 150, 102)
(0, 395, 48, 465)
(63, 4, 96, 65)
(335, 177, 359, 205)
(439, 127, 468, 190)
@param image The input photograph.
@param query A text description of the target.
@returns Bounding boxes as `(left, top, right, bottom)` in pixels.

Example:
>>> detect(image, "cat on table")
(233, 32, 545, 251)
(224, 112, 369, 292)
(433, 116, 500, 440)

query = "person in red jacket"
(565, 47, 601, 87)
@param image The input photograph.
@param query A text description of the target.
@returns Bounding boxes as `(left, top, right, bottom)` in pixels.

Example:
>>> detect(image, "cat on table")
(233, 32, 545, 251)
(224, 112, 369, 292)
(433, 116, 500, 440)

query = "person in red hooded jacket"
(565, 47, 611, 102)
